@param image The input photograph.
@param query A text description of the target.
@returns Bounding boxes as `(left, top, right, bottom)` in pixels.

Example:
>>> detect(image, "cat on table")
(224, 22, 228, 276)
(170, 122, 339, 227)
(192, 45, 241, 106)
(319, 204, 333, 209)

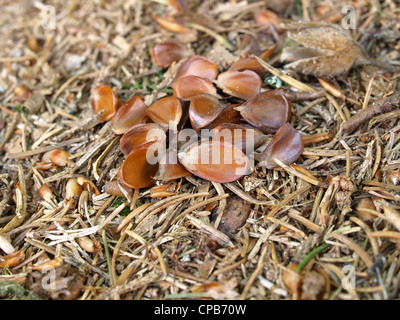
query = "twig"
(102, 230, 114, 286)
(0, 113, 19, 154)
(341, 91, 400, 135)
(224, 182, 274, 205)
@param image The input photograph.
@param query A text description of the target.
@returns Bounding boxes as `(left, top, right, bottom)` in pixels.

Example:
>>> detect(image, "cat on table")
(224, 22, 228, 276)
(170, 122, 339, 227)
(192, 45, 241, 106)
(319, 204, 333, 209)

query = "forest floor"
(0, 0, 399, 300)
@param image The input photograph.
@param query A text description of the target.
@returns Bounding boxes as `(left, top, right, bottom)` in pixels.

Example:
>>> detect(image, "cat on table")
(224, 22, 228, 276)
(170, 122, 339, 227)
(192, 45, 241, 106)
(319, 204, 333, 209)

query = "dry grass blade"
(252, 55, 315, 92)
(185, 215, 234, 247)
(266, 183, 312, 217)
(273, 158, 327, 188)
(331, 232, 373, 269)
(369, 231, 400, 241)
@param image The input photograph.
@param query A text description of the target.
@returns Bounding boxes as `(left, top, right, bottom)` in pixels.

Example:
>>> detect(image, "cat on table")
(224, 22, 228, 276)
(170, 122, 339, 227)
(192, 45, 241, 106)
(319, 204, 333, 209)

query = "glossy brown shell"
(260, 122, 303, 169)
(239, 90, 291, 134)
(189, 94, 225, 132)
(217, 70, 262, 100)
(120, 123, 166, 156)
(90, 85, 122, 121)
(119, 141, 164, 189)
(173, 75, 217, 100)
(111, 96, 148, 135)
(175, 55, 218, 81)
(179, 140, 250, 183)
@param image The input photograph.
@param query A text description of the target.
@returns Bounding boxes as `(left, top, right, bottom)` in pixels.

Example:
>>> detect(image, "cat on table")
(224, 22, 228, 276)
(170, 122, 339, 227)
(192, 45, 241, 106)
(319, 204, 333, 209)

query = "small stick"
(7, 137, 84, 159)
(369, 231, 400, 241)
(93, 196, 115, 225)
(273, 158, 327, 188)
(102, 230, 114, 286)
(284, 90, 325, 102)
(239, 261, 265, 300)
(72, 135, 116, 172)
(361, 74, 377, 109)
(314, 105, 335, 127)
(211, 182, 227, 229)
(341, 91, 400, 135)
(172, 194, 229, 223)
(266, 183, 312, 218)
(297, 97, 326, 117)
(0, 113, 19, 153)
(153, 246, 168, 275)
(350, 217, 379, 256)
(116, 203, 152, 232)
(326, 93, 347, 122)
(112, 222, 133, 285)
(302, 132, 333, 146)
(212, 257, 247, 276)
(223, 182, 274, 205)
(186, 215, 233, 247)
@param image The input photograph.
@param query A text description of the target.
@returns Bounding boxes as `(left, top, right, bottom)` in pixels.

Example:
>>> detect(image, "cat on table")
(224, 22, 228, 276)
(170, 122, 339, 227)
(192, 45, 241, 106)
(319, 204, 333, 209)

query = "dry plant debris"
(0, 0, 400, 301)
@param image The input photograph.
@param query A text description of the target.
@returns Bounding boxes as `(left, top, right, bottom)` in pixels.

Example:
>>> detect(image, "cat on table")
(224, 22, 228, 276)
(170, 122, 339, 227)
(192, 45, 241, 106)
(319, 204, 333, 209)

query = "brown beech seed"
(175, 55, 218, 81)
(230, 56, 266, 77)
(27, 37, 40, 53)
(152, 41, 186, 68)
(65, 178, 83, 205)
(173, 75, 217, 100)
(237, 90, 291, 134)
(111, 96, 148, 135)
(119, 141, 164, 189)
(189, 93, 225, 131)
(38, 184, 55, 202)
(211, 195, 252, 234)
(146, 96, 182, 132)
(120, 123, 166, 156)
(212, 123, 268, 152)
(205, 104, 243, 129)
(217, 70, 262, 100)
(178, 140, 250, 183)
(90, 84, 123, 121)
(49, 149, 74, 167)
(259, 122, 303, 169)
(155, 150, 191, 182)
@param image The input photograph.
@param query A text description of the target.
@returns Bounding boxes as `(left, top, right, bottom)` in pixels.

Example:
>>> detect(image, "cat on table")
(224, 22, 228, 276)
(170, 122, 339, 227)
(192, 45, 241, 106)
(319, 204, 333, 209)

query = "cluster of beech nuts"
(90, 43, 304, 189)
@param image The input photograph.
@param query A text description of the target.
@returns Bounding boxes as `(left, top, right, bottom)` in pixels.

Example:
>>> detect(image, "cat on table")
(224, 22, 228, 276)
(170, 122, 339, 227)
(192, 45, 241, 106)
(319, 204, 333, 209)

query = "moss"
(0, 281, 41, 300)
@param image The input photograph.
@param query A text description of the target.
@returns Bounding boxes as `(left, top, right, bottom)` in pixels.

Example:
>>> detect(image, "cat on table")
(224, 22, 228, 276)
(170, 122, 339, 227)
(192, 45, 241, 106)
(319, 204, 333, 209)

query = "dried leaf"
(281, 22, 369, 77)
